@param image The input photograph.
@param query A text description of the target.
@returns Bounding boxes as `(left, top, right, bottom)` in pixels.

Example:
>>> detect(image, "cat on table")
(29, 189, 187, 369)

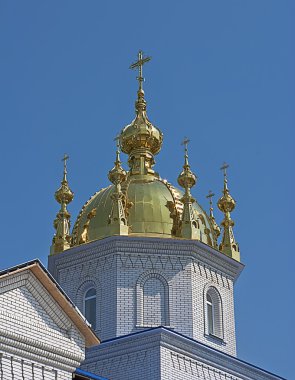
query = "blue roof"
(74, 368, 109, 380)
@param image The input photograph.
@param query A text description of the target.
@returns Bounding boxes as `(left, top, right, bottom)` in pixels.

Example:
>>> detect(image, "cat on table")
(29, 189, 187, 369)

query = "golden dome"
(120, 88, 163, 156)
(72, 175, 215, 245)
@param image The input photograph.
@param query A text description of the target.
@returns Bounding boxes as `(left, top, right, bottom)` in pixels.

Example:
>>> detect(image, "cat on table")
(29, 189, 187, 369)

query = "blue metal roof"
(74, 368, 109, 380)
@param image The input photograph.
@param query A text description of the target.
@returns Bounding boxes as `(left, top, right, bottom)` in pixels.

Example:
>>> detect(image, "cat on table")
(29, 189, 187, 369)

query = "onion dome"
(120, 88, 163, 156)
(108, 140, 127, 185)
(177, 138, 197, 190)
(50, 154, 74, 255)
(217, 164, 240, 261)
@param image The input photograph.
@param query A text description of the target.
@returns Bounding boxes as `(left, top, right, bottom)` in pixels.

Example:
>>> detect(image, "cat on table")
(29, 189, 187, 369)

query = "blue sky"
(0, 1, 294, 378)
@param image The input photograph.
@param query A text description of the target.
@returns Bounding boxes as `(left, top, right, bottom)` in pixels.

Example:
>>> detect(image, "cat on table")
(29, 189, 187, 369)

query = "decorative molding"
(83, 328, 283, 380)
(48, 236, 244, 283)
(0, 330, 82, 372)
(170, 352, 238, 379)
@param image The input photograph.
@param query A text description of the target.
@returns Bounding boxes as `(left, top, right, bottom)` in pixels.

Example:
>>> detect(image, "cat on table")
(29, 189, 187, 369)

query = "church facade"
(46, 52, 285, 380)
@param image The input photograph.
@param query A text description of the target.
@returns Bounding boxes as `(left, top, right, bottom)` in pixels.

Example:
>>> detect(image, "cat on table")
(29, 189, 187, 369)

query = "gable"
(0, 270, 82, 348)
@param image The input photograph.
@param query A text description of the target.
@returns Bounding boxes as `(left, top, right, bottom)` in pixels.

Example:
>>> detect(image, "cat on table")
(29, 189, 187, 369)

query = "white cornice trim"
(83, 328, 284, 380)
(0, 331, 83, 372)
(49, 236, 244, 281)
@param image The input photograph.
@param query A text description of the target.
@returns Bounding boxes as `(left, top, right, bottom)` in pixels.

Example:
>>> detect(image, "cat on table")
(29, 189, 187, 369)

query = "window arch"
(205, 286, 223, 339)
(84, 288, 97, 330)
(136, 271, 170, 327)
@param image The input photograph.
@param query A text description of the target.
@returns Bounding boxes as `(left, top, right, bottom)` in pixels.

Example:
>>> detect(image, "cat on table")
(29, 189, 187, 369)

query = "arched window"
(84, 288, 96, 330)
(205, 287, 223, 339)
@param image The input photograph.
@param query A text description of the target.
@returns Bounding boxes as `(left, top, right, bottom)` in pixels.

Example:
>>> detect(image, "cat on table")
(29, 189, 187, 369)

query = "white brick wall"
(0, 269, 86, 380)
(49, 237, 242, 356)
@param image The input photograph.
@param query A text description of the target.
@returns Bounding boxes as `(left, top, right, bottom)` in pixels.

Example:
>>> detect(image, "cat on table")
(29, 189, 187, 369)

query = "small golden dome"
(54, 157, 74, 205)
(55, 181, 74, 205)
(177, 138, 197, 190)
(108, 145, 127, 185)
(217, 183, 236, 213)
(120, 89, 163, 156)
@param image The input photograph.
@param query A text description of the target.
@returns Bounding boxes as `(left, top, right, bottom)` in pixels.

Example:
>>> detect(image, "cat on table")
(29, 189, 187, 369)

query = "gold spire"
(217, 163, 240, 261)
(177, 138, 199, 239)
(50, 154, 74, 255)
(107, 138, 129, 235)
(206, 190, 221, 249)
(120, 51, 163, 176)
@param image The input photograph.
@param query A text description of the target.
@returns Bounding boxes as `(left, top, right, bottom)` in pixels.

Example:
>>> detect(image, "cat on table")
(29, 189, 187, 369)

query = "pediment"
(0, 270, 71, 335)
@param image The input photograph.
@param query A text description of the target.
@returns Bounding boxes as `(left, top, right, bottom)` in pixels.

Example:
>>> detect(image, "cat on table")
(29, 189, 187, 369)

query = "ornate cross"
(129, 50, 151, 91)
(220, 162, 229, 178)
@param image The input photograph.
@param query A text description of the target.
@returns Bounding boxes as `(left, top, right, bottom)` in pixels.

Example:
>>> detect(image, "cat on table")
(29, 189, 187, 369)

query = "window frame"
(204, 286, 224, 341)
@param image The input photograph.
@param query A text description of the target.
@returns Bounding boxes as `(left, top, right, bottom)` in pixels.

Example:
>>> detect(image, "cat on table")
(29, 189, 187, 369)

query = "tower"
(48, 49, 242, 351)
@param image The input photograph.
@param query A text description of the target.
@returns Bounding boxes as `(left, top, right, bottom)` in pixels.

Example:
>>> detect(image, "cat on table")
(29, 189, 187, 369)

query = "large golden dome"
(72, 175, 215, 245)
(50, 51, 231, 255)
(50, 52, 241, 261)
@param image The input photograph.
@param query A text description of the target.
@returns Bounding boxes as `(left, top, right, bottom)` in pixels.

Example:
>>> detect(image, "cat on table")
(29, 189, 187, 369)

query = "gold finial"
(177, 138, 199, 239)
(120, 51, 163, 177)
(129, 50, 151, 92)
(50, 154, 74, 255)
(178, 138, 197, 190)
(217, 164, 240, 261)
(107, 137, 129, 236)
(206, 190, 221, 248)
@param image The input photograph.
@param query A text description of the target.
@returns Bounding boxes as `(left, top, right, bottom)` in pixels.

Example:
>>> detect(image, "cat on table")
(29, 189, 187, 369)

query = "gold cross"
(114, 135, 120, 151)
(206, 190, 215, 207)
(220, 162, 229, 177)
(129, 50, 151, 91)
(62, 154, 69, 173)
(181, 137, 190, 155)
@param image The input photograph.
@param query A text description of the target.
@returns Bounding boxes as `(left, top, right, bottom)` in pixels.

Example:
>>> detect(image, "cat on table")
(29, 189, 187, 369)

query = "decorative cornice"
(49, 236, 244, 282)
(0, 330, 83, 372)
(84, 327, 285, 380)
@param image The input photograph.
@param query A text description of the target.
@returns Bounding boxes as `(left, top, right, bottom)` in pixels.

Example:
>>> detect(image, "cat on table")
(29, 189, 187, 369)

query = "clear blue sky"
(0, 1, 294, 378)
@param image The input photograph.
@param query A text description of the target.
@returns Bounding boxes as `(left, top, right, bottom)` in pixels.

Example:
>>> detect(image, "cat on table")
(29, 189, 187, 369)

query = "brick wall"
(0, 270, 86, 380)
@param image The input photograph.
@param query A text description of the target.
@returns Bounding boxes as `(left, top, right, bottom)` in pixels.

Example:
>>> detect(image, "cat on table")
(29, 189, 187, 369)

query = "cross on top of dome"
(129, 50, 152, 92)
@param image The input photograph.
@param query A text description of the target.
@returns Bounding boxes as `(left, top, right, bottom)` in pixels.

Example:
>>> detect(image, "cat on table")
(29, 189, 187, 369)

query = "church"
(0, 52, 285, 380)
